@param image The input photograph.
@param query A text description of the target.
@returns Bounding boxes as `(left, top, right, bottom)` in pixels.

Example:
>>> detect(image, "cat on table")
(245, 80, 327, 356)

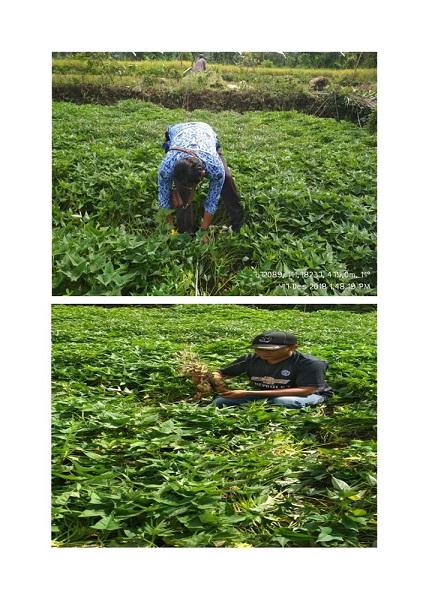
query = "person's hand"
(196, 228, 209, 244)
(220, 390, 250, 399)
(166, 213, 175, 231)
(210, 372, 226, 391)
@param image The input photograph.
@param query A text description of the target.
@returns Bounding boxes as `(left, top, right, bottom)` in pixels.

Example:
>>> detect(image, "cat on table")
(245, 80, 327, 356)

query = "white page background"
(2, 1, 427, 605)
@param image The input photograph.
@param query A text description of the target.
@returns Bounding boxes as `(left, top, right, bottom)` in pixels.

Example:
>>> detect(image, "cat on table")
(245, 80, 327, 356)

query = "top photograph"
(52, 51, 377, 296)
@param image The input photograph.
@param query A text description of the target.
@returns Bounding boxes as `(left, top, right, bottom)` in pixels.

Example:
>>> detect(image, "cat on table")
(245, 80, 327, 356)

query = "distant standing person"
(212, 331, 333, 408)
(192, 54, 207, 72)
(158, 121, 245, 234)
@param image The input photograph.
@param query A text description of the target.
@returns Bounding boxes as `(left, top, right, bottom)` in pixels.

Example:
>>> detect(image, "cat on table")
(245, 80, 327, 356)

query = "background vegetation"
(52, 54, 376, 121)
(52, 51, 377, 69)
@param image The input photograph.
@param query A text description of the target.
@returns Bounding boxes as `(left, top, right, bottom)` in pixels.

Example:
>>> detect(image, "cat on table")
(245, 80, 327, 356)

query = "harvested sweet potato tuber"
(177, 350, 225, 400)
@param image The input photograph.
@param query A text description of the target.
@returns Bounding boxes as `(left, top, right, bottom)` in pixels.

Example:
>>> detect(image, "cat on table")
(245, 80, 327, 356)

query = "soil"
(52, 83, 376, 125)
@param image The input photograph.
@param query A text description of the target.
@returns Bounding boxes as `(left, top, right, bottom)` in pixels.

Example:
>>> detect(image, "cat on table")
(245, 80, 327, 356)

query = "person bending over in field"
(158, 122, 245, 234)
(212, 330, 333, 409)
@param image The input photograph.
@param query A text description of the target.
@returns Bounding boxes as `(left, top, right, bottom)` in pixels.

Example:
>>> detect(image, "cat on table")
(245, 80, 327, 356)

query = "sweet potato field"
(52, 305, 377, 547)
(52, 101, 376, 295)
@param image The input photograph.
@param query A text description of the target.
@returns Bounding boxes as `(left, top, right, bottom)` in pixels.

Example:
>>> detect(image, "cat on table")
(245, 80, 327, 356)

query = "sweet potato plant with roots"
(177, 350, 224, 400)
(51, 305, 377, 548)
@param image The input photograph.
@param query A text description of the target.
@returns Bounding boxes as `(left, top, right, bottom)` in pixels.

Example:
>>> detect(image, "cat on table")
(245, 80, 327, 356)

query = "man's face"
(253, 345, 296, 364)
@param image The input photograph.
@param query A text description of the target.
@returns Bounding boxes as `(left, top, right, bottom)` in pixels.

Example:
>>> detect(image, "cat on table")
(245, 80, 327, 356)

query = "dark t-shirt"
(220, 351, 333, 397)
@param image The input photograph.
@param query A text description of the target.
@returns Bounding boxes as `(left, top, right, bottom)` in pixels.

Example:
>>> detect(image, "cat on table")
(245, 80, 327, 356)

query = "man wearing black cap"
(213, 331, 333, 409)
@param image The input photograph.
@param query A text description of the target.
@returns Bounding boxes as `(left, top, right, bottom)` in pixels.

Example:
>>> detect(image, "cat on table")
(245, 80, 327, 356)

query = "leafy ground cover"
(52, 305, 377, 547)
(52, 101, 377, 295)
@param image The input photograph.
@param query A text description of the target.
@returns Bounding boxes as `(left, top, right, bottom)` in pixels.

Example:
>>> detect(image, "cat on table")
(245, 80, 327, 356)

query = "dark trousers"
(218, 153, 245, 231)
(175, 158, 245, 234)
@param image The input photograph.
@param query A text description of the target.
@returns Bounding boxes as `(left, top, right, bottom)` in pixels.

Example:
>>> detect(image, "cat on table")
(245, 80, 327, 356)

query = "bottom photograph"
(51, 304, 377, 548)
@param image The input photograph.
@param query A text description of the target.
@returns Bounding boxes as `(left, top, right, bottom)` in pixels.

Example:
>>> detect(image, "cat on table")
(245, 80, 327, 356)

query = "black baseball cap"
(251, 331, 297, 350)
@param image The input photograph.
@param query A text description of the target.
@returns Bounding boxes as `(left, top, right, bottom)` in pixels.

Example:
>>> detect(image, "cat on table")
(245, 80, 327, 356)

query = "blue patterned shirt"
(158, 122, 225, 214)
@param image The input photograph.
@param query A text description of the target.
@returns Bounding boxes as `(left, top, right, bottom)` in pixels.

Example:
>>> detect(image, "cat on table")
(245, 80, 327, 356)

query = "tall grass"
(52, 58, 377, 87)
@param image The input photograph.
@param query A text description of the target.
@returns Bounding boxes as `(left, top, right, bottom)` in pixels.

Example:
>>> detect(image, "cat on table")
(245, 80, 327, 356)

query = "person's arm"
(202, 157, 225, 218)
(158, 158, 174, 210)
(201, 211, 215, 230)
(220, 386, 318, 398)
(211, 356, 250, 393)
(294, 360, 327, 393)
